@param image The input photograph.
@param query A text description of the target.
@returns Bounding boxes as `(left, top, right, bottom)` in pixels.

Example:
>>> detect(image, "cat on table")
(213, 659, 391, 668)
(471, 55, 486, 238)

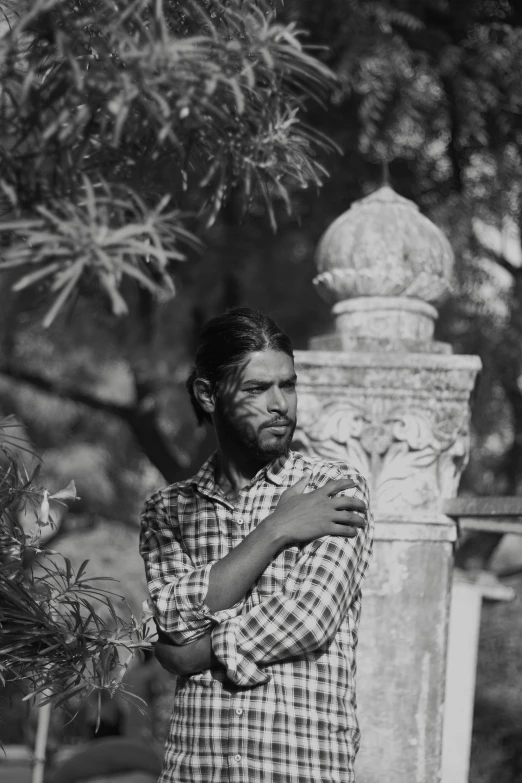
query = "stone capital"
(293, 351, 481, 518)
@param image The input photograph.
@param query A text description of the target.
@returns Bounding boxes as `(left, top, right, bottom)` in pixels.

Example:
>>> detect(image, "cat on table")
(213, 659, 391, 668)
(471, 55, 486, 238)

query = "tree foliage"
(284, 0, 522, 169)
(0, 416, 149, 708)
(0, 0, 335, 324)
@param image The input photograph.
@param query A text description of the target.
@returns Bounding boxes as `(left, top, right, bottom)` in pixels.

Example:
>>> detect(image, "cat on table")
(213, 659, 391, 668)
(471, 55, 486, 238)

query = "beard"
(215, 398, 296, 462)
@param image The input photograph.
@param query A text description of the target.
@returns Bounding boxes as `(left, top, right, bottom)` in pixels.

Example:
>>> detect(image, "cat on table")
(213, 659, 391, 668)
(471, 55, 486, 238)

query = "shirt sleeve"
(139, 489, 245, 645)
(211, 466, 374, 687)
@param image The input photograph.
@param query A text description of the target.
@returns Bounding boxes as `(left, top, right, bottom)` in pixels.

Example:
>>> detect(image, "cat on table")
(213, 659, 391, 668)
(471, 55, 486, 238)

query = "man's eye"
(246, 387, 263, 394)
(282, 382, 296, 390)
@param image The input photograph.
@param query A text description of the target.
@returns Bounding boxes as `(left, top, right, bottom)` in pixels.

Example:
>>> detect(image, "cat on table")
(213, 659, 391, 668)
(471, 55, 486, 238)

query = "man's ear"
(193, 378, 216, 417)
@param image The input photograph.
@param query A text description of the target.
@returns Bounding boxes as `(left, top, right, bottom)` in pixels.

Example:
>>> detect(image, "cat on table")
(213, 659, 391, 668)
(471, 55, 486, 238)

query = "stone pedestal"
(296, 184, 482, 781)
(356, 521, 453, 783)
(293, 350, 481, 783)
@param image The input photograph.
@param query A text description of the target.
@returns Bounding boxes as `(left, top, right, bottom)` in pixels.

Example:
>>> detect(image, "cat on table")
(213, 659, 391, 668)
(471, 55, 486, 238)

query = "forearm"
(212, 529, 374, 687)
(144, 515, 286, 643)
(205, 514, 285, 612)
(155, 634, 219, 676)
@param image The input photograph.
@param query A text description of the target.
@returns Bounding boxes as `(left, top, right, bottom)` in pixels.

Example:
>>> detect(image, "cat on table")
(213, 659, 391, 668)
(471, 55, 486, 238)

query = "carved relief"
(293, 399, 470, 512)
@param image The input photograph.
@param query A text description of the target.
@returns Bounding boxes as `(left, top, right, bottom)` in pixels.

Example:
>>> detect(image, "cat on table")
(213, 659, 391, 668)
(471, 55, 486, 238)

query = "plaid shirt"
(139, 450, 373, 783)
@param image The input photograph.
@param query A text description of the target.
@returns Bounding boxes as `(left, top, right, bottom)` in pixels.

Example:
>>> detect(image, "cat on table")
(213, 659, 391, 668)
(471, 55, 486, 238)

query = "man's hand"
(154, 631, 219, 676)
(265, 476, 367, 549)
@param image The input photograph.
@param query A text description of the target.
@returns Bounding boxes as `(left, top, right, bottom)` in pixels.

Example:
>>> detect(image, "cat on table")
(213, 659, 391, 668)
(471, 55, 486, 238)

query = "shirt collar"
(189, 450, 296, 495)
(263, 450, 296, 486)
(189, 452, 220, 496)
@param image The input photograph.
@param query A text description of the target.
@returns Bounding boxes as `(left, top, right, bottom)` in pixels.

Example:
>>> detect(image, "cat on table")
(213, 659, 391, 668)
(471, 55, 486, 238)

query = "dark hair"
(186, 308, 294, 425)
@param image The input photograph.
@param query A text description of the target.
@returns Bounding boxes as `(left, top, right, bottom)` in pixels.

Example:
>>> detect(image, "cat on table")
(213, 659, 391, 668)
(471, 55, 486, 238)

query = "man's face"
(215, 349, 297, 462)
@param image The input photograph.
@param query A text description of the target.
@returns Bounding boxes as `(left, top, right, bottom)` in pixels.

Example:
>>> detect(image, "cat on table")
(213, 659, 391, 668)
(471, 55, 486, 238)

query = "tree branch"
(441, 75, 463, 193)
(0, 363, 133, 418)
(0, 363, 187, 483)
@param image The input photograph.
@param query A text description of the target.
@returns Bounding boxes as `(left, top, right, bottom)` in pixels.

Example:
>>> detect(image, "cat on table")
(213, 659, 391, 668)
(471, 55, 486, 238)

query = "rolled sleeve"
(211, 468, 373, 687)
(139, 491, 244, 644)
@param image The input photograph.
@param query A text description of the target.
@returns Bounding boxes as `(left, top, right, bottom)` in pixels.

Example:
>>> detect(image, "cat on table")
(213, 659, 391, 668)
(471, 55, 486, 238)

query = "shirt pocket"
(177, 494, 230, 568)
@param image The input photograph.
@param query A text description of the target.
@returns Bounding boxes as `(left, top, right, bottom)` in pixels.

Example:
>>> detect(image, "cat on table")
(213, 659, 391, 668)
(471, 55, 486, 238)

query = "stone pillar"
(292, 186, 481, 783)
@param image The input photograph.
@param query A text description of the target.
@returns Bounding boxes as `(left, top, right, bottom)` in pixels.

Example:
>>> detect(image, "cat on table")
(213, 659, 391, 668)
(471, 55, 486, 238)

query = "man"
(139, 308, 374, 783)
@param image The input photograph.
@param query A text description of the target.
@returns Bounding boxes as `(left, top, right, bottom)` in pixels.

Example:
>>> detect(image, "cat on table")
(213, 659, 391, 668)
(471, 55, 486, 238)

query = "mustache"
(261, 416, 294, 429)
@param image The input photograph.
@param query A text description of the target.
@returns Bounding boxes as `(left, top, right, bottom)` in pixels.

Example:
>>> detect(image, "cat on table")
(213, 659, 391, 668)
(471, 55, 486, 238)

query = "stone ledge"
(309, 334, 452, 354)
(295, 349, 482, 372)
(373, 517, 457, 542)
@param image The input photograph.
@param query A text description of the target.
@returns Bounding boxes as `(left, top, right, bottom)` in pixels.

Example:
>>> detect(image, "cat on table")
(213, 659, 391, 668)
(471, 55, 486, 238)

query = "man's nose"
(268, 387, 288, 414)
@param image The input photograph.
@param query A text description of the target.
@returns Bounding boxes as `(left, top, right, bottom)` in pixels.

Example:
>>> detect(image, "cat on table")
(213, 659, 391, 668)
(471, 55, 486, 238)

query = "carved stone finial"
(314, 185, 454, 303)
(312, 186, 455, 352)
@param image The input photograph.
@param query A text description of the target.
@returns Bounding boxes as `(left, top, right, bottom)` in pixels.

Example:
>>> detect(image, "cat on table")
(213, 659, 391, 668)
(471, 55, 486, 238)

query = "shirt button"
(234, 754, 242, 762)
(236, 517, 243, 526)
(235, 708, 243, 715)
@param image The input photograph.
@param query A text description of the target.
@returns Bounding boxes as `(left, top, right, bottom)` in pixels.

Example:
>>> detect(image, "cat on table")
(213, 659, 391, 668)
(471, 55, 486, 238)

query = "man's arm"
(154, 631, 216, 676)
(205, 473, 367, 612)
(211, 469, 373, 687)
(157, 469, 372, 681)
(140, 489, 291, 644)
(140, 491, 251, 644)
(141, 476, 366, 647)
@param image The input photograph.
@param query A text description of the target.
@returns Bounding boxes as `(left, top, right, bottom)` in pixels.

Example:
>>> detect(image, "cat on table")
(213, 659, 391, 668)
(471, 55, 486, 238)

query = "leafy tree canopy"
(0, 0, 335, 325)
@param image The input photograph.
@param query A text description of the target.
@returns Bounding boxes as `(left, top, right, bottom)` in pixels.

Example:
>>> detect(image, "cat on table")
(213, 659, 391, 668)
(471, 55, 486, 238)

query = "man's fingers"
(332, 512, 366, 528)
(321, 478, 357, 497)
(331, 495, 367, 512)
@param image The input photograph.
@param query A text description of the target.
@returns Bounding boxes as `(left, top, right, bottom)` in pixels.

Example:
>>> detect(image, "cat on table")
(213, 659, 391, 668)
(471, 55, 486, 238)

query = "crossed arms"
(155, 628, 217, 676)
(139, 467, 372, 688)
